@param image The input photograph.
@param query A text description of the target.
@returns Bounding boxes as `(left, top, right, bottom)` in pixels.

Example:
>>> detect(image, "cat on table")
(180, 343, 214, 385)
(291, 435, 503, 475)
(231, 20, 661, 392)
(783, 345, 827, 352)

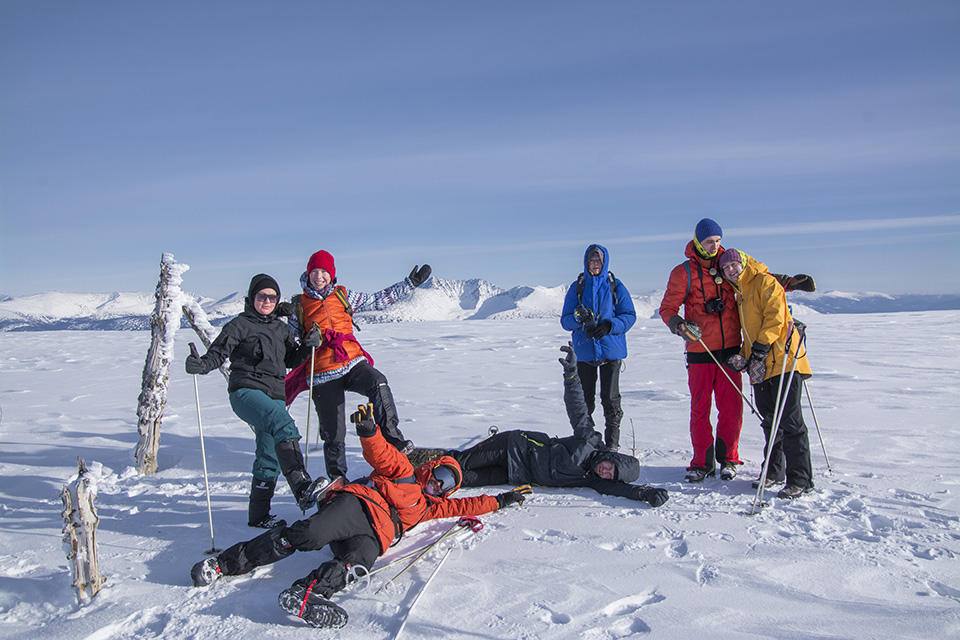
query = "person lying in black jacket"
(408, 344, 669, 508)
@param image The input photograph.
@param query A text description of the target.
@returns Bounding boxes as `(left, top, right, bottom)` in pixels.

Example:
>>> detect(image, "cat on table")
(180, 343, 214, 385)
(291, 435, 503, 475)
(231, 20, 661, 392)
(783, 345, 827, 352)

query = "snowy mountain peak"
(1, 280, 958, 331)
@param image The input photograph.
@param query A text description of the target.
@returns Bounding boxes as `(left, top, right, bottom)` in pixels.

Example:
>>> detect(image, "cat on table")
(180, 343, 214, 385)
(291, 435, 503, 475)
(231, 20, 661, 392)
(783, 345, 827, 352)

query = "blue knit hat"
(694, 218, 723, 242)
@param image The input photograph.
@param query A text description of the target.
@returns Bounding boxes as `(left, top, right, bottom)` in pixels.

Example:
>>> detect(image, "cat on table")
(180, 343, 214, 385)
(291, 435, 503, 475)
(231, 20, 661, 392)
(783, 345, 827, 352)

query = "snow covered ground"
(1, 312, 958, 639)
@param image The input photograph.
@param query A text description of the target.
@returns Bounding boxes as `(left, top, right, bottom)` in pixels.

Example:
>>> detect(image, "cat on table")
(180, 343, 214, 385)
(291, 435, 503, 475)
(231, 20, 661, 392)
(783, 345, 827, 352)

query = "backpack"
(292, 288, 360, 336)
(576, 271, 619, 308)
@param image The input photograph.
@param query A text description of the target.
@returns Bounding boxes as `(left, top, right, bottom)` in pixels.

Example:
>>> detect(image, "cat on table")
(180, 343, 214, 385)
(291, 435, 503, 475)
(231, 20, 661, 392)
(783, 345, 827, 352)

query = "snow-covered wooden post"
(182, 299, 229, 382)
(135, 253, 188, 475)
(60, 458, 106, 604)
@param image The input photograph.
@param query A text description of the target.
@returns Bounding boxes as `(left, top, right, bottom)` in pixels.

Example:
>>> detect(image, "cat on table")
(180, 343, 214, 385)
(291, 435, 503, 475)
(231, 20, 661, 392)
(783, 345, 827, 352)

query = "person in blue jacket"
(560, 244, 637, 451)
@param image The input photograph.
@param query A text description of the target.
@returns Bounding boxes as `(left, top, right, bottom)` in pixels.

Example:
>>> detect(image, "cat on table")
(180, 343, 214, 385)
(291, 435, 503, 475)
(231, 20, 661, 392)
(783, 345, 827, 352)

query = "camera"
(704, 298, 725, 314)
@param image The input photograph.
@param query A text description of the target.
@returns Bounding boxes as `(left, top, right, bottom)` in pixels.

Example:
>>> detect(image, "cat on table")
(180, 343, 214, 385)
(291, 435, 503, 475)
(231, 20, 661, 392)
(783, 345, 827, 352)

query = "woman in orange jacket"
(286, 249, 431, 479)
(191, 405, 530, 629)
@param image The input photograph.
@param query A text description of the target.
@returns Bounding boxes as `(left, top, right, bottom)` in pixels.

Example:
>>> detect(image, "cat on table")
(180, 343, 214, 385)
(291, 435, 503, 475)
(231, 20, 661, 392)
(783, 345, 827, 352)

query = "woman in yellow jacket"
(717, 249, 814, 499)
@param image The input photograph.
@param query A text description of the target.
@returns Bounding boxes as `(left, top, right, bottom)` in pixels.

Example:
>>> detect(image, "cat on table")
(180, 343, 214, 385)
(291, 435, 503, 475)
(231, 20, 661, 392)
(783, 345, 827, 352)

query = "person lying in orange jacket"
(190, 404, 530, 630)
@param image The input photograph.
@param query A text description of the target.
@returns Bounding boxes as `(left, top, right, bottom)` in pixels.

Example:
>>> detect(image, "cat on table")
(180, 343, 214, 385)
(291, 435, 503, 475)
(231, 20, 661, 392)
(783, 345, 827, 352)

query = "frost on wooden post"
(182, 298, 229, 382)
(61, 458, 106, 604)
(135, 253, 189, 474)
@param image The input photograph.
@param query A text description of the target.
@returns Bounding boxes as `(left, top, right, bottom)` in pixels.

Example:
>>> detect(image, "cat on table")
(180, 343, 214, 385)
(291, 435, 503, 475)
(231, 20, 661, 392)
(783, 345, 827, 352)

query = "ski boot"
(191, 557, 222, 587)
(278, 582, 348, 629)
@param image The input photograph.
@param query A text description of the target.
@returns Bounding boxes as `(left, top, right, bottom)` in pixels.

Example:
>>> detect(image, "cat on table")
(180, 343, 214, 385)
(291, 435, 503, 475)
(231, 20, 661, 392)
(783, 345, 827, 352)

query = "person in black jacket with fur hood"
(408, 344, 669, 507)
(185, 273, 324, 529)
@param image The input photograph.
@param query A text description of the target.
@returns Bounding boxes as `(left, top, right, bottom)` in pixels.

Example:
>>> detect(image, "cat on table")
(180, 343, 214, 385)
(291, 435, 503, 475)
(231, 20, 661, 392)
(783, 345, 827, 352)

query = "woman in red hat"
(286, 250, 431, 480)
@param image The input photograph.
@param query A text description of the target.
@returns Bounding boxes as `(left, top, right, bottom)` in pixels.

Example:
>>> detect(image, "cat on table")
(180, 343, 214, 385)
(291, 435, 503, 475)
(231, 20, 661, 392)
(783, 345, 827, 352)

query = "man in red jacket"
(659, 219, 745, 483)
(190, 404, 529, 629)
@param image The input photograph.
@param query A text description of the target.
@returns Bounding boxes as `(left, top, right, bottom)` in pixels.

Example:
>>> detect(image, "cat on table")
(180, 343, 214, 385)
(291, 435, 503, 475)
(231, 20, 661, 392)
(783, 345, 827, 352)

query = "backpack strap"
(684, 261, 692, 300)
(577, 272, 620, 307)
(334, 286, 361, 332)
(291, 294, 305, 337)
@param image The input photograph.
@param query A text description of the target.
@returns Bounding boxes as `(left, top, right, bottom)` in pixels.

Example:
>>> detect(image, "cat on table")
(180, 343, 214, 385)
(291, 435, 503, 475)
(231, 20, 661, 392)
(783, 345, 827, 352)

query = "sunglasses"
(255, 292, 279, 303)
(427, 465, 457, 497)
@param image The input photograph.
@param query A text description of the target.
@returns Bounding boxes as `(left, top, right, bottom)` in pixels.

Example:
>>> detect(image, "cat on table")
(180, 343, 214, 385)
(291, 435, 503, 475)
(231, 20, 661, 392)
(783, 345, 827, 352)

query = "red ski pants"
(687, 361, 744, 469)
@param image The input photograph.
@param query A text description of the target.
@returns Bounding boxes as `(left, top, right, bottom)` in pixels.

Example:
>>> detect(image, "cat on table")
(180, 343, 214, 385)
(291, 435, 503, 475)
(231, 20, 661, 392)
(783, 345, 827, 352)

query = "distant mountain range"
(1, 277, 958, 331)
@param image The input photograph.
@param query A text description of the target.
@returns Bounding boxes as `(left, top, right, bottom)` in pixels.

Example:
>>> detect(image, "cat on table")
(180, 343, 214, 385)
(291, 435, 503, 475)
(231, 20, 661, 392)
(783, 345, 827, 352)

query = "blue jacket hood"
(582, 244, 610, 278)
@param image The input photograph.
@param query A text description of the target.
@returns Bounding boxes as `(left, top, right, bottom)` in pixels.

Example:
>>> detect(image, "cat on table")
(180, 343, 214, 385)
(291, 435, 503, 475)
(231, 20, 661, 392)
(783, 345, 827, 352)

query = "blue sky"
(2, 1, 958, 298)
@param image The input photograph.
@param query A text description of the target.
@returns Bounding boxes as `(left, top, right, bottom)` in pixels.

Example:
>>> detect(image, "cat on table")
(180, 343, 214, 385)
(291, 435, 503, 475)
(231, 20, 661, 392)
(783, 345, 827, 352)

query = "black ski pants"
(754, 374, 813, 489)
(312, 361, 407, 478)
(577, 360, 623, 447)
(449, 432, 511, 487)
(215, 492, 380, 598)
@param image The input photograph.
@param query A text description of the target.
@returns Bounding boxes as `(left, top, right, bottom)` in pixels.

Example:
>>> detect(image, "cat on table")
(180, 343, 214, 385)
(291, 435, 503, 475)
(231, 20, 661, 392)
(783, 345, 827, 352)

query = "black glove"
(787, 274, 816, 293)
(677, 321, 702, 343)
(408, 264, 432, 288)
(185, 354, 206, 375)
(726, 354, 748, 372)
(748, 342, 770, 385)
(349, 403, 377, 437)
(496, 484, 532, 509)
(639, 486, 669, 508)
(586, 321, 611, 340)
(559, 342, 577, 376)
(574, 305, 595, 325)
(274, 301, 296, 317)
(303, 327, 321, 349)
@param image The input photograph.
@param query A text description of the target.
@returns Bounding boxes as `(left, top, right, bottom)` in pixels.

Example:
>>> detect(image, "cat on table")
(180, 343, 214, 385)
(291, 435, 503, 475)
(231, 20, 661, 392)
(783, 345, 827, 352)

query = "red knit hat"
(306, 250, 336, 282)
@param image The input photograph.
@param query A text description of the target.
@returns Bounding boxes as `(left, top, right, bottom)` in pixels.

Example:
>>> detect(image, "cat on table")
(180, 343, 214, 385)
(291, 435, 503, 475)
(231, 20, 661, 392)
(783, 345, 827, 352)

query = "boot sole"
(279, 589, 348, 629)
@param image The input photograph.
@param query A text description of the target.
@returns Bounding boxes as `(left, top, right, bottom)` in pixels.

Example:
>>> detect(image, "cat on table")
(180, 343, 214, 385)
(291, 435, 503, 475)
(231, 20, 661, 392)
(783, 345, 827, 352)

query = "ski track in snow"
(1, 315, 959, 639)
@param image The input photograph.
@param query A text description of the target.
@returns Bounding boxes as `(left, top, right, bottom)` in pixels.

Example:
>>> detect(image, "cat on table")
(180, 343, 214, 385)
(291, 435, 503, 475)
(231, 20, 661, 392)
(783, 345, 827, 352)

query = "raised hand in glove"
(303, 327, 321, 349)
(350, 403, 377, 437)
(585, 321, 611, 340)
(496, 484, 532, 509)
(408, 264, 432, 288)
(185, 343, 208, 375)
(748, 342, 770, 385)
(559, 342, 578, 376)
(274, 301, 296, 317)
(638, 486, 669, 508)
(185, 354, 206, 375)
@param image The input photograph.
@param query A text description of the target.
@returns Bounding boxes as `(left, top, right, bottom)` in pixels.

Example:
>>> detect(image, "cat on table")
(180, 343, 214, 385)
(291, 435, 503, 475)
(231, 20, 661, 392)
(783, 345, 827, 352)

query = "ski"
(374, 516, 482, 595)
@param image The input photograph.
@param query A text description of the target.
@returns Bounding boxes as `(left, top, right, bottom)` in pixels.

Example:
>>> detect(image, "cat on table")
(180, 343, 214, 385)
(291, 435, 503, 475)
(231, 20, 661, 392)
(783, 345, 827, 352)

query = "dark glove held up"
(274, 301, 296, 317)
(303, 327, 321, 349)
(639, 486, 669, 508)
(559, 342, 578, 376)
(408, 264, 432, 288)
(185, 354, 206, 375)
(586, 321, 611, 340)
(350, 403, 377, 437)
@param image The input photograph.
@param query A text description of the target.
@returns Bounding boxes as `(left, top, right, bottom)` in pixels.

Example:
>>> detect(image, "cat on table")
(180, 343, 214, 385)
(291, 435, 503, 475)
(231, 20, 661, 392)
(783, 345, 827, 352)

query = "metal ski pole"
(393, 545, 454, 640)
(304, 322, 319, 463)
(803, 381, 832, 474)
(189, 343, 221, 554)
(377, 517, 482, 595)
(747, 331, 804, 515)
(696, 337, 761, 417)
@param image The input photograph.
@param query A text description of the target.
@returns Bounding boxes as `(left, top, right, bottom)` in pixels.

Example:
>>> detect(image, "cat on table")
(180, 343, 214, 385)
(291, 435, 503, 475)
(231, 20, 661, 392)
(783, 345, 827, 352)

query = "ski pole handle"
(189, 342, 200, 359)
(458, 516, 483, 532)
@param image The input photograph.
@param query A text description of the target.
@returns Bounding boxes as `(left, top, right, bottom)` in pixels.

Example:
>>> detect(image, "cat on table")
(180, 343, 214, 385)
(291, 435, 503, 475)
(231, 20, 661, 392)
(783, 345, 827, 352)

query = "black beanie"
(248, 273, 281, 300)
